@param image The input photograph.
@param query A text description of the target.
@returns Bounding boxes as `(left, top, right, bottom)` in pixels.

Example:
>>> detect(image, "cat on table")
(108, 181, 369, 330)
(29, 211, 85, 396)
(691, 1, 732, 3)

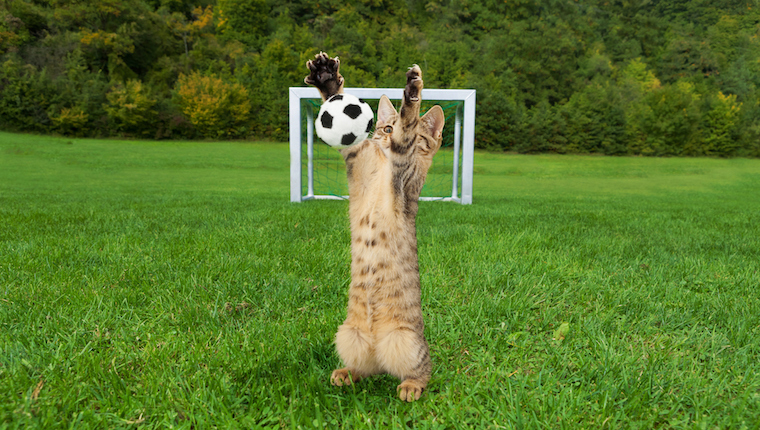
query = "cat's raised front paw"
(405, 65, 423, 102)
(305, 52, 344, 100)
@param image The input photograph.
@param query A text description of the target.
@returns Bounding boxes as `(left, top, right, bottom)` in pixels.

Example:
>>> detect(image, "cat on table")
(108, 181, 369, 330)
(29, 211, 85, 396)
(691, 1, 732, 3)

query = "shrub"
(475, 91, 525, 151)
(627, 80, 703, 156)
(703, 92, 742, 157)
(173, 71, 250, 138)
(562, 83, 628, 155)
(0, 58, 57, 132)
(736, 96, 760, 157)
(514, 101, 567, 154)
(51, 106, 89, 136)
(50, 49, 111, 135)
(105, 79, 157, 136)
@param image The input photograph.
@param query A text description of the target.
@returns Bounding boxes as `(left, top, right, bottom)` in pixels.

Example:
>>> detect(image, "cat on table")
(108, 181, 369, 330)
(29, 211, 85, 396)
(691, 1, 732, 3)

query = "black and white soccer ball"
(315, 93, 374, 148)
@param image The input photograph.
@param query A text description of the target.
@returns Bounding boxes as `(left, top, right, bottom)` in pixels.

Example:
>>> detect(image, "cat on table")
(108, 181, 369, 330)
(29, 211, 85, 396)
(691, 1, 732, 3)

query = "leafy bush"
(173, 71, 250, 138)
(0, 58, 57, 132)
(626, 81, 703, 156)
(105, 79, 157, 136)
(475, 91, 524, 152)
(515, 101, 567, 154)
(703, 92, 742, 157)
(737, 97, 760, 157)
(562, 83, 628, 155)
(48, 49, 111, 135)
(50, 106, 89, 136)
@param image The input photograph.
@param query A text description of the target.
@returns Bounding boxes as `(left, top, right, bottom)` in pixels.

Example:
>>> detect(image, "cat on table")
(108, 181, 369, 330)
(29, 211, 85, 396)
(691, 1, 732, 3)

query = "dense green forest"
(1, 0, 759, 156)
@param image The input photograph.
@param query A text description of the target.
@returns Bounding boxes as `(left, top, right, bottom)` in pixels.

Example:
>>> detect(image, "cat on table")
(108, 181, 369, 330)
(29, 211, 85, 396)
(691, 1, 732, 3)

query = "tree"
(166, 5, 214, 57)
(703, 91, 742, 157)
(562, 82, 628, 155)
(0, 0, 758, 155)
(0, 58, 58, 132)
(215, 0, 268, 48)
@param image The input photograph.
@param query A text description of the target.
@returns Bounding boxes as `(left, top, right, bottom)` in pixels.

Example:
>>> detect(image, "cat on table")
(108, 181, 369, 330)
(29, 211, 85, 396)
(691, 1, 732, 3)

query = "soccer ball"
(315, 93, 374, 148)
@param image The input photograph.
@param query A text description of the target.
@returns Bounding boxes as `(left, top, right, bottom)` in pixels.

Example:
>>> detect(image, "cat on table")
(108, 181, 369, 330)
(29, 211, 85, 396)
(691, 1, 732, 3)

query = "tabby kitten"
(305, 52, 444, 402)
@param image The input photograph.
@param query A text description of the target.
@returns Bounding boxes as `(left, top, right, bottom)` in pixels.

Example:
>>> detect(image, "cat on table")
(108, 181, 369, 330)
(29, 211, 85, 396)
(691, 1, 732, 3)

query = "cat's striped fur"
(305, 53, 444, 401)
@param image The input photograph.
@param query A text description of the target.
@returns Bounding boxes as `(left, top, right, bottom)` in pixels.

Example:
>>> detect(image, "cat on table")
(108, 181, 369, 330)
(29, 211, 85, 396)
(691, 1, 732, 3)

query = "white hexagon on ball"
(315, 93, 374, 148)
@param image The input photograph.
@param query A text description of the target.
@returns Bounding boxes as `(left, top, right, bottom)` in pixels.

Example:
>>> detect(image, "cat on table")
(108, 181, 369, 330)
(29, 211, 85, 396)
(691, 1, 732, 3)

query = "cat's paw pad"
(407, 64, 422, 82)
(397, 380, 425, 402)
(305, 52, 343, 86)
(330, 368, 357, 387)
(405, 65, 423, 101)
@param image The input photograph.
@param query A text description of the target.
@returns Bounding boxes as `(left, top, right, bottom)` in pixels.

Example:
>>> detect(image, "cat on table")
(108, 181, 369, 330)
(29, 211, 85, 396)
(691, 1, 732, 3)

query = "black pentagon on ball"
(330, 94, 343, 102)
(341, 133, 357, 147)
(343, 104, 363, 119)
(320, 111, 333, 129)
(366, 118, 373, 133)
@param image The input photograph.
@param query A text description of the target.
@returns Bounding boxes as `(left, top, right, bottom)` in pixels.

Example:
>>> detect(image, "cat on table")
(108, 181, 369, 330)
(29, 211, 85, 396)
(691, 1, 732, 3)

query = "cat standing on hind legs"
(305, 52, 445, 402)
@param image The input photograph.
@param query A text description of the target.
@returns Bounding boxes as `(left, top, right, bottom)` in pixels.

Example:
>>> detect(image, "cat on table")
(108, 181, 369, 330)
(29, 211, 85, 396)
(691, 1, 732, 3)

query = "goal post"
(289, 87, 476, 204)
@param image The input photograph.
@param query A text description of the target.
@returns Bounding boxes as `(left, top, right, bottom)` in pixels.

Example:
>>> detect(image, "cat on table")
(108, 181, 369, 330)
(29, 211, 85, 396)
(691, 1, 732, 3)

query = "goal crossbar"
(289, 87, 476, 204)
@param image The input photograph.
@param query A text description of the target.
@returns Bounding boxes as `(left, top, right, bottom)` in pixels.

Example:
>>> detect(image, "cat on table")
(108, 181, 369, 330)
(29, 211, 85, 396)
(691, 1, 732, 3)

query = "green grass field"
(1, 131, 759, 429)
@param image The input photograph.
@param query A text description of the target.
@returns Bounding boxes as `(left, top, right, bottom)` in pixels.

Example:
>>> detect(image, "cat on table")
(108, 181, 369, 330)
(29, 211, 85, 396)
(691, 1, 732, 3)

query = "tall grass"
(1, 131, 759, 428)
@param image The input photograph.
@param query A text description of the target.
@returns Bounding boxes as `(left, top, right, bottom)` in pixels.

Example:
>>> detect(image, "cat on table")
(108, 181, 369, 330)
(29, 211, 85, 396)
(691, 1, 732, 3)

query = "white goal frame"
(289, 87, 476, 204)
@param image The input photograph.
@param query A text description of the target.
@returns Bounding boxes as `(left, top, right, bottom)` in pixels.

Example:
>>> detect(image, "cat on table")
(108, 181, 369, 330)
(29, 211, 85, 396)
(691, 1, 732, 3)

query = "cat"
(305, 52, 444, 402)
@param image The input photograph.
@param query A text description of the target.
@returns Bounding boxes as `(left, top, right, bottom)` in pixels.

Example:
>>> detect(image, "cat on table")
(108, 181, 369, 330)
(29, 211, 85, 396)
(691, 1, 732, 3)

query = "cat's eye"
(383, 126, 393, 134)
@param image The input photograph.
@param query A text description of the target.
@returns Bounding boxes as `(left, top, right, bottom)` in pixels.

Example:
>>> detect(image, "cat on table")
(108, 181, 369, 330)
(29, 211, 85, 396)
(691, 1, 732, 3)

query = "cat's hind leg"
(304, 52, 344, 101)
(375, 328, 431, 402)
(331, 323, 382, 386)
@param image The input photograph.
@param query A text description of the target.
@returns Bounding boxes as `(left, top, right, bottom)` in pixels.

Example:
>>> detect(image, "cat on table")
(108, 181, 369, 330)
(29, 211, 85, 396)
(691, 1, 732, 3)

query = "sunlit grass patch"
(1, 131, 759, 428)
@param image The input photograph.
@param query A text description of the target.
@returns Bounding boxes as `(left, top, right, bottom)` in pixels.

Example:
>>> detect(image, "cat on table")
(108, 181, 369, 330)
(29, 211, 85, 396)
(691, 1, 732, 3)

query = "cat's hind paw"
(330, 368, 360, 387)
(397, 379, 425, 402)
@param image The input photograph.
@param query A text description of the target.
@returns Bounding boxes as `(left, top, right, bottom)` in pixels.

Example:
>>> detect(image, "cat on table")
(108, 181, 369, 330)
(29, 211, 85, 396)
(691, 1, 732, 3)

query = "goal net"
(289, 87, 475, 204)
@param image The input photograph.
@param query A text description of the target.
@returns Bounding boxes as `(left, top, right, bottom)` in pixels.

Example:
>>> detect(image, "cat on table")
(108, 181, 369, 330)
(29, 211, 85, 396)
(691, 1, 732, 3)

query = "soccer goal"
(289, 87, 476, 204)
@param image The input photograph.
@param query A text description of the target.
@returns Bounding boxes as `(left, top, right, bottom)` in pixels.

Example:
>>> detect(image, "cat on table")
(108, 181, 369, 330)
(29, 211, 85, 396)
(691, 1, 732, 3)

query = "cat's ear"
(377, 95, 397, 126)
(421, 105, 445, 139)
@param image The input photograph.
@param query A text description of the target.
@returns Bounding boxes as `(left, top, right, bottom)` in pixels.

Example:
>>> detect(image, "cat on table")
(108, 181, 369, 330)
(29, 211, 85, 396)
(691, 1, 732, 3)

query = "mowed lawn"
(1, 131, 759, 429)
